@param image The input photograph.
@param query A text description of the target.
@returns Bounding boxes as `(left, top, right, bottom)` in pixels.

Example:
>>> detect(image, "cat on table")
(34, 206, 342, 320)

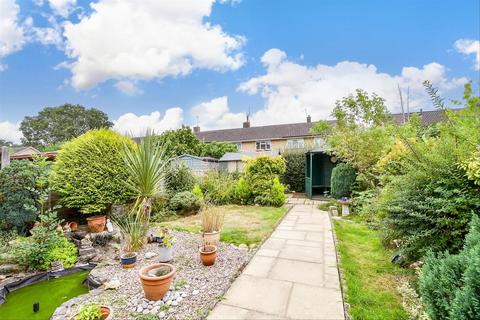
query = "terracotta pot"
(121, 252, 137, 269)
(199, 245, 217, 266)
(71, 305, 113, 320)
(68, 221, 78, 231)
(139, 263, 176, 301)
(87, 215, 106, 233)
(202, 231, 220, 246)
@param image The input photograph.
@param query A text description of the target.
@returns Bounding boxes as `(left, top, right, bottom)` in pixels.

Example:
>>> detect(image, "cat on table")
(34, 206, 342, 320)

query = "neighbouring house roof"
(196, 109, 461, 143)
(9, 147, 59, 160)
(219, 151, 280, 162)
(172, 154, 218, 162)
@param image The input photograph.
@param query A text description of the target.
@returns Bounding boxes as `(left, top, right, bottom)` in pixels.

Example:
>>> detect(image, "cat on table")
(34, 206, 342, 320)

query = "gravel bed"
(52, 230, 252, 320)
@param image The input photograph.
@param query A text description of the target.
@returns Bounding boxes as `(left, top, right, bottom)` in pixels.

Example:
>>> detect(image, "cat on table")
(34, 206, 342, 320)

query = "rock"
(166, 300, 172, 306)
(158, 311, 166, 318)
(154, 300, 164, 307)
(171, 301, 178, 306)
(145, 252, 157, 259)
(192, 289, 199, 295)
(181, 293, 187, 298)
(176, 297, 183, 303)
(0, 264, 22, 274)
(143, 309, 150, 315)
(104, 279, 121, 290)
(238, 244, 248, 250)
(151, 306, 159, 314)
(136, 306, 143, 313)
(141, 302, 148, 309)
(50, 261, 64, 272)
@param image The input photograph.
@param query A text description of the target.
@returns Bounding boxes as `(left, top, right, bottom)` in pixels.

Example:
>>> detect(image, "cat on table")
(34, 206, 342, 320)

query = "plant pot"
(120, 252, 137, 269)
(158, 246, 173, 262)
(71, 305, 113, 320)
(199, 245, 217, 266)
(139, 263, 176, 301)
(202, 231, 220, 246)
(87, 215, 106, 233)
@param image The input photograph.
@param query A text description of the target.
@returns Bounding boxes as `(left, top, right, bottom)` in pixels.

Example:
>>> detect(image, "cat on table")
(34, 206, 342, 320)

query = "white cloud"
(0, 120, 22, 144)
(25, 15, 63, 48)
(0, 0, 26, 70)
(455, 39, 480, 70)
(239, 49, 468, 125)
(190, 96, 245, 130)
(113, 108, 183, 137)
(62, 0, 244, 91)
(114, 80, 143, 96)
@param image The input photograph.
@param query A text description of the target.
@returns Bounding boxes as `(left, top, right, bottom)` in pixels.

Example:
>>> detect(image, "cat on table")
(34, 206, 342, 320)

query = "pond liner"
(0, 263, 97, 305)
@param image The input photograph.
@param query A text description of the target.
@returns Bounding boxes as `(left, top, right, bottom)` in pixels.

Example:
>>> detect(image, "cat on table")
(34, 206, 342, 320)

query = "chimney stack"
(243, 114, 250, 128)
(193, 125, 200, 133)
(306, 115, 311, 123)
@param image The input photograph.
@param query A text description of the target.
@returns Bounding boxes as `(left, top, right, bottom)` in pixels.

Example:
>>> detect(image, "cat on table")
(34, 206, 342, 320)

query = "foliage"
(0, 139, 14, 147)
(0, 159, 50, 233)
(75, 304, 102, 320)
(330, 163, 356, 198)
(419, 215, 480, 320)
(165, 163, 195, 196)
(157, 228, 176, 248)
(192, 184, 204, 203)
(20, 104, 112, 147)
(199, 141, 237, 159)
(281, 150, 305, 192)
(13, 212, 78, 270)
(50, 129, 135, 214)
(233, 177, 252, 205)
(153, 126, 201, 158)
(243, 156, 286, 207)
(168, 191, 202, 215)
(201, 205, 225, 233)
(397, 280, 430, 320)
(198, 170, 237, 205)
(379, 138, 480, 261)
(111, 206, 147, 252)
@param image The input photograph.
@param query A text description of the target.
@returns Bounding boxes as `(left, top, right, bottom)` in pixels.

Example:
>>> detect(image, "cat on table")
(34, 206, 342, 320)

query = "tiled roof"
(196, 109, 459, 143)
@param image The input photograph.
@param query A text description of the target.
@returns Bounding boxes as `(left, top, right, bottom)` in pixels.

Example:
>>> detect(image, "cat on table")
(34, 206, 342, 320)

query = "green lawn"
(158, 205, 288, 245)
(333, 217, 412, 320)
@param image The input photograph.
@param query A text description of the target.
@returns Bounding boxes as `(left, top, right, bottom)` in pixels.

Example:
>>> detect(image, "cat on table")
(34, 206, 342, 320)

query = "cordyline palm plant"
(113, 132, 170, 252)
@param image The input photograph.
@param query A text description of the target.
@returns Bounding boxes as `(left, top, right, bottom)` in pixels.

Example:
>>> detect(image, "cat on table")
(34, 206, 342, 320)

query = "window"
(256, 140, 271, 151)
(286, 138, 305, 149)
(314, 137, 326, 148)
(233, 142, 242, 151)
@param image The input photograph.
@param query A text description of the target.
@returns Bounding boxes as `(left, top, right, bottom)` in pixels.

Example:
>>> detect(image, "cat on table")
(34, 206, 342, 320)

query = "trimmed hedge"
(50, 129, 136, 214)
(282, 151, 305, 192)
(331, 163, 356, 199)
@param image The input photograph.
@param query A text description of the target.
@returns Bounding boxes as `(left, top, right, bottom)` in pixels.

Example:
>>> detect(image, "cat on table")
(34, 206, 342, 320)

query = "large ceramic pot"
(139, 263, 176, 301)
(199, 245, 217, 266)
(86, 215, 106, 233)
(202, 231, 220, 246)
(121, 252, 137, 269)
(71, 305, 113, 320)
(158, 246, 173, 262)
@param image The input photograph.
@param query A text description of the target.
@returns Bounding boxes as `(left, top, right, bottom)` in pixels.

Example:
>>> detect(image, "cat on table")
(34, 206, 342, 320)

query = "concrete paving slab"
(287, 284, 344, 320)
(243, 256, 276, 277)
(269, 258, 324, 286)
(271, 230, 306, 240)
(208, 304, 249, 319)
(279, 244, 324, 263)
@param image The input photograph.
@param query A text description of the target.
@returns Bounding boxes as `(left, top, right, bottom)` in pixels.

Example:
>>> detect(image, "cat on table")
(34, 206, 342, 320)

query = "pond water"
(0, 270, 90, 320)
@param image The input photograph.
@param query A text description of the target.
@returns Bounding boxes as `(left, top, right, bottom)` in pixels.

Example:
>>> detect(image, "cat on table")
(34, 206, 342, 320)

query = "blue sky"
(0, 0, 479, 142)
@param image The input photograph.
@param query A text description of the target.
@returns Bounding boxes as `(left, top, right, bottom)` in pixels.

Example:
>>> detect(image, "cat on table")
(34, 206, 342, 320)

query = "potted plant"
(199, 237, 217, 266)
(157, 228, 175, 262)
(86, 215, 106, 233)
(139, 263, 176, 300)
(337, 197, 352, 216)
(201, 205, 224, 246)
(71, 304, 112, 320)
(120, 251, 137, 268)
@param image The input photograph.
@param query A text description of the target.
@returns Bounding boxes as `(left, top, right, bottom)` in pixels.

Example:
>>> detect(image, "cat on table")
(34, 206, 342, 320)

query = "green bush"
(168, 191, 201, 215)
(198, 170, 237, 205)
(50, 129, 136, 214)
(281, 151, 305, 192)
(233, 177, 252, 205)
(13, 212, 77, 270)
(0, 160, 40, 232)
(380, 139, 480, 261)
(244, 156, 286, 207)
(165, 163, 195, 196)
(419, 215, 480, 319)
(330, 163, 356, 199)
(192, 184, 204, 203)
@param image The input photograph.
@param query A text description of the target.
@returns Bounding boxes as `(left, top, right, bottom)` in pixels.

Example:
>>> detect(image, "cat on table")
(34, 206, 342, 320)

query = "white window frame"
(314, 137, 326, 148)
(256, 140, 271, 151)
(286, 138, 305, 149)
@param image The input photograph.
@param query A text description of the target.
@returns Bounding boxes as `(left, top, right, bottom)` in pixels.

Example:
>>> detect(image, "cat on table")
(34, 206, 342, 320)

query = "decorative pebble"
(158, 311, 166, 318)
(192, 289, 200, 295)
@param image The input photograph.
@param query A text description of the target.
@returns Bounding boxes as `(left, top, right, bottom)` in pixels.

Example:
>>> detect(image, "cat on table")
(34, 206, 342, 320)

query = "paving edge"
(327, 211, 350, 320)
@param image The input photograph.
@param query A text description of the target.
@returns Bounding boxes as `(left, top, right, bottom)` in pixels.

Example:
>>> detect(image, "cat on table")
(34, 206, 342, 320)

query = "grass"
(333, 217, 413, 320)
(157, 205, 288, 245)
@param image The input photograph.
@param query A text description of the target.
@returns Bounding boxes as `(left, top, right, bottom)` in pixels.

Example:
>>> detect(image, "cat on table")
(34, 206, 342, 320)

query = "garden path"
(209, 203, 345, 319)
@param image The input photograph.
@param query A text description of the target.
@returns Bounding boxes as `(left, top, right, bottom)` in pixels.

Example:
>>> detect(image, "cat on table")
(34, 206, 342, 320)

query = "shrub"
(50, 129, 136, 214)
(233, 177, 252, 205)
(168, 191, 201, 215)
(0, 160, 40, 232)
(198, 170, 237, 205)
(281, 150, 305, 192)
(330, 163, 356, 199)
(244, 156, 286, 207)
(380, 139, 480, 261)
(192, 184, 204, 203)
(419, 215, 480, 319)
(165, 163, 195, 196)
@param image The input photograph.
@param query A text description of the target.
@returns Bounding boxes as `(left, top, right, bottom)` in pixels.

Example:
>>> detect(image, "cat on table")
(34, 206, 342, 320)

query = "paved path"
(209, 204, 345, 320)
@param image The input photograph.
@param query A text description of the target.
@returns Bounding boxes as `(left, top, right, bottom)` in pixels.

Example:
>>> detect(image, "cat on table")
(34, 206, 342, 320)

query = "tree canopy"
(20, 103, 112, 147)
